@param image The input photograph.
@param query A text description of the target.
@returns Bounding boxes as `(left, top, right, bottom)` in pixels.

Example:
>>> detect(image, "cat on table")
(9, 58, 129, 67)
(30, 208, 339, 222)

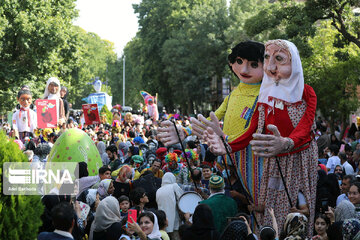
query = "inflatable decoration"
(47, 128, 102, 176)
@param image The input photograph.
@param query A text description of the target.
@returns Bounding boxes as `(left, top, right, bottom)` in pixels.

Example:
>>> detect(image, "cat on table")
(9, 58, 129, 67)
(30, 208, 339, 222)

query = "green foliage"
(161, 0, 230, 112)
(226, 0, 269, 46)
(0, 131, 44, 239)
(303, 21, 360, 132)
(244, 0, 360, 54)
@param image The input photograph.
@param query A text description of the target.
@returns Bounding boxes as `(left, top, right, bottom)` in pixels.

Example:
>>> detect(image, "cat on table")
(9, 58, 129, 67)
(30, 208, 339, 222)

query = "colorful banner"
(82, 104, 100, 125)
(36, 99, 57, 128)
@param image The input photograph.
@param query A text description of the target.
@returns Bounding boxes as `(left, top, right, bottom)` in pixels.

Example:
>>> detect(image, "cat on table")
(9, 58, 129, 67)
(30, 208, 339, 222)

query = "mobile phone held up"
(321, 199, 328, 213)
(128, 209, 137, 224)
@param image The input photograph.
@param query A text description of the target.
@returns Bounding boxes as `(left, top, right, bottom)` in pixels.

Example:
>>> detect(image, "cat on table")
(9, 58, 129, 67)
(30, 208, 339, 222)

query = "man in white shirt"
(326, 144, 341, 173)
(339, 152, 355, 175)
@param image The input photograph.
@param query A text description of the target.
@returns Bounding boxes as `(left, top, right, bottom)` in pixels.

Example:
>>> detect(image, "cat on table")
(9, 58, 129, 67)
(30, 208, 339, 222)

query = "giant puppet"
(82, 78, 112, 112)
(12, 89, 37, 143)
(158, 41, 265, 206)
(140, 91, 159, 121)
(204, 40, 317, 235)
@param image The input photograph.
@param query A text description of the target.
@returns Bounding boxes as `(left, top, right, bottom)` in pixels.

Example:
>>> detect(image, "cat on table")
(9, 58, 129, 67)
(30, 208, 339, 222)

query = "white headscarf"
(258, 39, 304, 106)
(92, 196, 121, 232)
(146, 211, 162, 239)
(43, 77, 61, 99)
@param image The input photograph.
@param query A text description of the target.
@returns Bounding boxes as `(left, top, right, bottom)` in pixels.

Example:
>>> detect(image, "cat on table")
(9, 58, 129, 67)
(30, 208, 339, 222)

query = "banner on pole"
(82, 104, 100, 125)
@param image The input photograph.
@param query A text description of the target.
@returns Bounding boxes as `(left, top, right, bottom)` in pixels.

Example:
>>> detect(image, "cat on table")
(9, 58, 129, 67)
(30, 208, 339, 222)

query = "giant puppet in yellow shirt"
(212, 42, 264, 206)
(158, 41, 265, 206)
(191, 41, 265, 207)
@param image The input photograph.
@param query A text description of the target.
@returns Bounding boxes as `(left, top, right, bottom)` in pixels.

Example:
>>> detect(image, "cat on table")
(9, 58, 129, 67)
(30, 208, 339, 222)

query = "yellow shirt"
(140, 167, 164, 178)
(214, 82, 260, 142)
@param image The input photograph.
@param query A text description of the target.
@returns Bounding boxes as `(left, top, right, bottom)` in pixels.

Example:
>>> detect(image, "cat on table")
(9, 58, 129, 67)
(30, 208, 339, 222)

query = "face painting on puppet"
(264, 44, 292, 82)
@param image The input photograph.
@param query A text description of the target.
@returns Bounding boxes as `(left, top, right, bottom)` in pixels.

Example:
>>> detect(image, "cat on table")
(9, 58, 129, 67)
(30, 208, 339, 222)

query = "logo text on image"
(3, 162, 78, 195)
(9, 168, 73, 184)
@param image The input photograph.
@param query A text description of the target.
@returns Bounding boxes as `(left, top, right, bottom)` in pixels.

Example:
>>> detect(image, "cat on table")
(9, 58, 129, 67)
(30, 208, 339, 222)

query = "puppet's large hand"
(204, 127, 229, 156)
(190, 112, 224, 139)
(157, 120, 185, 146)
(250, 124, 294, 157)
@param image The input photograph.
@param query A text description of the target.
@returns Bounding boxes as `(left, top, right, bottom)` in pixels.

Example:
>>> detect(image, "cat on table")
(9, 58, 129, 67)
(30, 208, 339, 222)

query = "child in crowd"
(155, 210, 170, 240)
(119, 195, 131, 220)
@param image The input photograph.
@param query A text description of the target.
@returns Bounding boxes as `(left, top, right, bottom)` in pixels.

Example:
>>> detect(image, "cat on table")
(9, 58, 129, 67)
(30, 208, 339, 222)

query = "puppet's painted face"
(230, 58, 263, 84)
(18, 93, 32, 108)
(264, 44, 292, 81)
(48, 82, 59, 94)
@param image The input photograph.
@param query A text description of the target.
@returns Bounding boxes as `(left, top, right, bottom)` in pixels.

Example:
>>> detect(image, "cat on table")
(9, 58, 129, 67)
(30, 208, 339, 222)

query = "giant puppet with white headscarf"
(203, 40, 318, 236)
(43, 77, 66, 125)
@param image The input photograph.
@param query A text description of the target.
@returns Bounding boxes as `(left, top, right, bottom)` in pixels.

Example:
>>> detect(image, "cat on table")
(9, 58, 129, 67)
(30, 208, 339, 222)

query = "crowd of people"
(2, 109, 360, 240)
(1, 39, 360, 240)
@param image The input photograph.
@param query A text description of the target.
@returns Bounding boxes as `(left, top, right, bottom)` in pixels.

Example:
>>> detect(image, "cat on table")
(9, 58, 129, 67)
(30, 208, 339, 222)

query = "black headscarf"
(76, 162, 89, 179)
(179, 204, 220, 240)
(220, 220, 248, 240)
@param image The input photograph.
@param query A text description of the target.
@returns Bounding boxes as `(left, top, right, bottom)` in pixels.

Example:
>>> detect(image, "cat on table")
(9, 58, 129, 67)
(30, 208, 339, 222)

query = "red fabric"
(156, 147, 167, 161)
(228, 105, 259, 152)
(263, 84, 317, 156)
(19, 107, 31, 127)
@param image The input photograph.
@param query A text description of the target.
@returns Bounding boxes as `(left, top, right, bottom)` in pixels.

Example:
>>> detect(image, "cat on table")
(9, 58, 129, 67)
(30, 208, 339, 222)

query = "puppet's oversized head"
(43, 77, 61, 99)
(228, 41, 264, 84)
(259, 39, 304, 105)
(264, 40, 292, 83)
(17, 89, 32, 108)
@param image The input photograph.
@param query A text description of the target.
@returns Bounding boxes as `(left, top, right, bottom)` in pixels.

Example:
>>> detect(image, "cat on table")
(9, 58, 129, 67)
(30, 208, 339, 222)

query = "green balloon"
(47, 128, 102, 176)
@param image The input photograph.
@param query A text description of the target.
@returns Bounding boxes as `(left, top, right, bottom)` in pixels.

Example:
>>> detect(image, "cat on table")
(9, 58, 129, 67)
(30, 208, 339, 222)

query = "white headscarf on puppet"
(43, 77, 62, 121)
(258, 40, 304, 107)
(43, 77, 61, 99)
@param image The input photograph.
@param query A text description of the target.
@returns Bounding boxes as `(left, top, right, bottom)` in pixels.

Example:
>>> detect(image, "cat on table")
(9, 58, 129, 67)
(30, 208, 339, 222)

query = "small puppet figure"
(12, 89, 37, 143)
(147, 97, 159, 121)
(43, 77, 66, 126)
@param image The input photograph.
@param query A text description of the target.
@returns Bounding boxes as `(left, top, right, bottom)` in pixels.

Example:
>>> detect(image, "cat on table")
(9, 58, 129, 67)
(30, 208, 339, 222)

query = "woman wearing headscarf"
(90, 196, 123, 240)
(342, 218, 360, 240)
(97, 179, 114, 200)
(128, 211, 162, 240)
(179, 204, 220, 240)
(97, 141, 110, 166)
(156, 172, 184, 237)
(279, 213, 308, 240)
(219, 219, 254, 240)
